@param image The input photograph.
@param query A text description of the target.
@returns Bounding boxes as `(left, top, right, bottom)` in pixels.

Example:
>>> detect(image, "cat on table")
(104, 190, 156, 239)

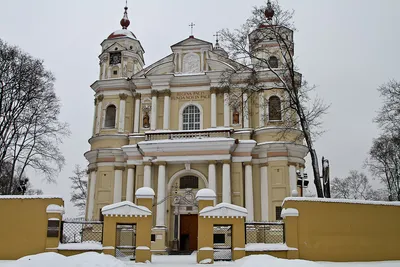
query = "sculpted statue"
(143, 112, 150, 128)
(233, 109, 240, 124)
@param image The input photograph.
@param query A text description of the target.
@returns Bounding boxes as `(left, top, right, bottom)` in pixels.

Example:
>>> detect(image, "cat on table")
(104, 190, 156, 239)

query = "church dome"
(107, 5, 136, 40)
(108, 29, 136, 40)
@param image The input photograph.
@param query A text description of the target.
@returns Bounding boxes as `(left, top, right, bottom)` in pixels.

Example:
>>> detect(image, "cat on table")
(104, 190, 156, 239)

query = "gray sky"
(1, 0, 399, 216)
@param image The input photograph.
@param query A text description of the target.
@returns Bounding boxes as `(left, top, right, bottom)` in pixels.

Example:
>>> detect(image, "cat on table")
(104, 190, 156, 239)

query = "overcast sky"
(1, 0, 399, 216)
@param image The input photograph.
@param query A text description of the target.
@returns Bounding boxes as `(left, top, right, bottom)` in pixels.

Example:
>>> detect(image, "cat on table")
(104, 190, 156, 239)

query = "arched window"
(105, 105, 116, 128)
(182, 105, 201, 130)
(268, 56, 279, 68)
(180, 176, 199, 189)
(268, 96, 282, 121)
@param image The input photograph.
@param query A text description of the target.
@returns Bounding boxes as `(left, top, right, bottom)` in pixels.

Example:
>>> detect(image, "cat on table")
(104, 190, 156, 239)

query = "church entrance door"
(179, 214, 198, 251)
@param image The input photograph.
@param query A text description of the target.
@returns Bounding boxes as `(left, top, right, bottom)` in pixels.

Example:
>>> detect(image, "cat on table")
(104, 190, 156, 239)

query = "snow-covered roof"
(101, 201, 151, 217)
(0, 195, 62, 200)
(46, 204, 65, 214)
(196, 189, 216, 200)
(199, 203, 247, 218)
(108, 29, 136, 40)
(283, 197, 400, 207)
(135, 187, 155, 199)
(139, 137, 235, 145)
(281, 208, 299, 218)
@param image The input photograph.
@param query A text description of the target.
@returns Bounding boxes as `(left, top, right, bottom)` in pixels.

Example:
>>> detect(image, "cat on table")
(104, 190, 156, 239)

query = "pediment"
(199, 203, 248, 218)
(101, 201, 151, 217)
(102, 42, 126, 53)
(171, 37, 213, 51)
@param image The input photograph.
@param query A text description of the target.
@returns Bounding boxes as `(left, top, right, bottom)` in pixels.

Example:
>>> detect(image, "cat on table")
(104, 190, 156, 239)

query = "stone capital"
(133, 93, 141, 99)
(163, 89, 171, 97)
(223, 86, 230, 94)
(208, 160, 217, 165)
(87, 167, 98, 174)
(97, 94, 104, 102)
(260, 162, 269, 167)
(222, 160, 231, 165)
(151, 89, 159, 97)
(127, 165, 136, 169)
(210, 87, 219, 94)
(154, 161, 167, 166)
(114, 166, 126, 171)
(287, 162, 297, 167)
(119, 93, 128, 100)
(143, 162, 152, 166)
(243, 162, 253, 166)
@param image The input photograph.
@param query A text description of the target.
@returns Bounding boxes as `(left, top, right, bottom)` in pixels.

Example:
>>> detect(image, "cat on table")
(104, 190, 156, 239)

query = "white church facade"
(85, 4, 307, 253)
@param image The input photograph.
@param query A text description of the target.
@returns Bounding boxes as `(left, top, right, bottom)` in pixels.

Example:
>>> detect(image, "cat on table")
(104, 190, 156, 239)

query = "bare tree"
(219, 1, 329, 197)
(375, 80, 400, 135)
(69, 165, 88, 212)
(367, 135, 400, 201)
(331, 170, 384, 201)
(0, 39, 69, 194)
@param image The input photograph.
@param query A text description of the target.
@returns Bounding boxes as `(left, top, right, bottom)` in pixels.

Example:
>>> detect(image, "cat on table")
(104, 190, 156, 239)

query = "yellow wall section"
(0, 198, 63, 260)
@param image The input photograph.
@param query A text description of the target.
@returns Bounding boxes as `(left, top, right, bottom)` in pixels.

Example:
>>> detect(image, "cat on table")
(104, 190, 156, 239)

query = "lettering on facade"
(171, 91, 210, 101)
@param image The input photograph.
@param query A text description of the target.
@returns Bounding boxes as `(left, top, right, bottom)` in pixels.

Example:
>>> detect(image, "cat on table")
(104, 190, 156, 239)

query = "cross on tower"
(213, 32, 220, 48)
(189, 22, 195, 37)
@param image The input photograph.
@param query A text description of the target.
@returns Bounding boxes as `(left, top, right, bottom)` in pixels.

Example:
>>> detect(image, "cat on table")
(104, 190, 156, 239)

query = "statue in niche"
(233, 108, 240, 124)
(143, 112, 150, 128)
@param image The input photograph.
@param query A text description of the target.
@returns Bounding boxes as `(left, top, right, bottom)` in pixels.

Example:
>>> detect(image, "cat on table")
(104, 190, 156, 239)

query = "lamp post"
(296, 171, 309, 197)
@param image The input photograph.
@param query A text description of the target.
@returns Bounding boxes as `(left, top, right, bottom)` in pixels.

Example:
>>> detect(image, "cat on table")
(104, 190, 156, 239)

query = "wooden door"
(180, 214, 198, 251)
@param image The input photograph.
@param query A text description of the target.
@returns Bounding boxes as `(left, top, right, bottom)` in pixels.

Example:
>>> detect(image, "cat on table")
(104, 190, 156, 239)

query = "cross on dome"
(120, 0, 130, 29)
(214, 32, 221, 49)
(265, 0, 275, 21)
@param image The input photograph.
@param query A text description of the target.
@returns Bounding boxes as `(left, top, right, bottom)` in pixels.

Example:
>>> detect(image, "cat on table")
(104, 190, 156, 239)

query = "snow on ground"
(0, 253, 399, 267)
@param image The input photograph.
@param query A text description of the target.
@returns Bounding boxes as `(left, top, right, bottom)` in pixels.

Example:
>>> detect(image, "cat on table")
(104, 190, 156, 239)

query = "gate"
(213, 225, 232, 261)
(115, 224, 136, 261)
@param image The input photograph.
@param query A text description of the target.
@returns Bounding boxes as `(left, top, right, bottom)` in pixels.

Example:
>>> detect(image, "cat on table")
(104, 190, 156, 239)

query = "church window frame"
(179, 102, 203, 131)
(179, 176, 199, 189)
(268, 95, 282, 121)
(104, 104, 117, 128)
(268, 56, 279, 68)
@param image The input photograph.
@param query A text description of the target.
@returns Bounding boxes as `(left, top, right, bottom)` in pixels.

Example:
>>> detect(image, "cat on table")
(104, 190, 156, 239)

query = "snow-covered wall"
(283, 197, 400, 262)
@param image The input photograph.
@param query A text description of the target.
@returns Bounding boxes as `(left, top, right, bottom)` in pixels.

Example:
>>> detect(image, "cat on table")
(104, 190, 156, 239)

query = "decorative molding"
(119, 93, 128, 100)
(97, 94, 104, 102)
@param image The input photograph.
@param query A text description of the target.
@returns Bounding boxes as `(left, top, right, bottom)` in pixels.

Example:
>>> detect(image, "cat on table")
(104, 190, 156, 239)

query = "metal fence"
(60, 221, 104, 244)
(245, 222, 285, 244)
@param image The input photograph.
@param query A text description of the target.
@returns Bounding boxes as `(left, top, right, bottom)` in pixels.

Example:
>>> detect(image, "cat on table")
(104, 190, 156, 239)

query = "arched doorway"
(168, 171, 207, 253)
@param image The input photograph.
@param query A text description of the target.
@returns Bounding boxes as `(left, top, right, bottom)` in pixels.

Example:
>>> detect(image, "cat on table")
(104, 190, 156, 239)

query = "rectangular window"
(214, 234, 225, 244)
(179, 176, 198, 189)
(275, 206, 283, 221)
(151, 234, 156, 242)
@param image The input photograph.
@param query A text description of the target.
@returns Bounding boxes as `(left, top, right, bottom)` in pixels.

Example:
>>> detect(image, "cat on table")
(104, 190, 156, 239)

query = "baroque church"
(85, 3, 307, 253)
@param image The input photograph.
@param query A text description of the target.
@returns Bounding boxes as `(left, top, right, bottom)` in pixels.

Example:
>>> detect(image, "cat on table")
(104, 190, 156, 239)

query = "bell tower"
(99, 3, 145, 80)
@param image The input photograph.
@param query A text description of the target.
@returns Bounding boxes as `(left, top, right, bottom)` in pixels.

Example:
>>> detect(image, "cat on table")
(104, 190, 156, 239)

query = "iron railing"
(60, 221, 104, 244)
(245, 222, 285, 244)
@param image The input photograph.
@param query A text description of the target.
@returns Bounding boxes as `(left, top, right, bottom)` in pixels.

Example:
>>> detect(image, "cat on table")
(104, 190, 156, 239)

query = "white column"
(244, 163, 254, 222)
(113, 167, 123, 203)
(156, 163, 167, 227)
(163, 91, 171, 130)
(211, 90, 217, 128)
(95, 95, 103, 134)
(151, 91, 158, 130)
(92, 100, 97, 135)
(289, 165, 297, 195)
(222, 161, 231, 203)
(259, 92, 265, 127)
(134, 94, 141, 133)
(126, 166, 135, 202)
(260, 164, 269, 221)
(143, 164, 152, 188)
(224, 91, 230, 127)
(208, 162, 217, 202)
(118, 94, 127, 133)
(243, 92, 249, 128)
(87, 169, 97, 220)
(101, 62, 106, 80)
